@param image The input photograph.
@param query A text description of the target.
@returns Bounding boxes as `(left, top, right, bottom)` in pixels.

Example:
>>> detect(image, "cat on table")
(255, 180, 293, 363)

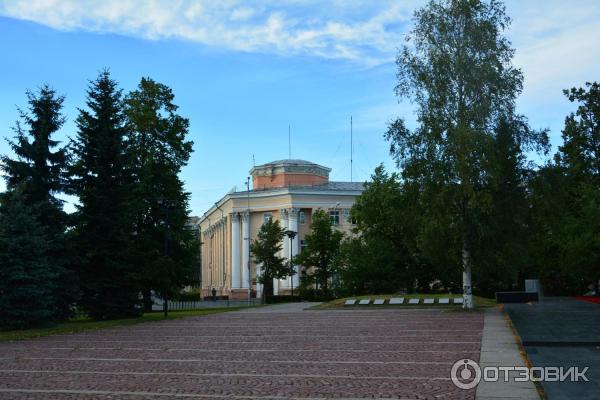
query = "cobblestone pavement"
(0, 308, 483, 399)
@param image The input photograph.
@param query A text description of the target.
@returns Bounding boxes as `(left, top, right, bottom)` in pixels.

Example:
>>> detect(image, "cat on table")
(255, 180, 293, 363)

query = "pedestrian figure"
(211, 288, 217, 302)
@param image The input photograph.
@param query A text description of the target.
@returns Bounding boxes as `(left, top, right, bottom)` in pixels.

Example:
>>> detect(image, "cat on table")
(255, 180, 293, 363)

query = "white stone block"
(373, 299, 385, 305)
(423, 298, 434, 304)
(358, 299, 370, 305)
(344, 299, 356, 305)
(389, 297, 404, 305)
(438, 298, 450, 304)
(408, 298, 420, 305)
(453, 298, 464, 304)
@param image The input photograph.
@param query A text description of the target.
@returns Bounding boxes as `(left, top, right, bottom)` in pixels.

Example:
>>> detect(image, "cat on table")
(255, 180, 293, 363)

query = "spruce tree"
(552, 82, 600, 294)
(0, 188, 57, 328)
(0, 86, 75, 324)
(70, 70, 141, 320)
(124, 78, 198, 311)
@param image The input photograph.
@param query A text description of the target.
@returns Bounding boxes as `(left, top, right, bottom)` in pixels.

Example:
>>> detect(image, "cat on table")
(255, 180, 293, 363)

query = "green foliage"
(250, 219, 287, 300)
(0, 86, 76, 326)
(294, 210, 344, 297)
(173, 289, 201, 302)
(124, 77, 199, 309)
(530, 83, 600, 294)
(384, 0, 548, 304)
(341, 166, 416, 294)
(70, 70, 142, 320)
(555, 82, 600, 182)
(0, 189, 57, 328)
(469, 117, 542, 296)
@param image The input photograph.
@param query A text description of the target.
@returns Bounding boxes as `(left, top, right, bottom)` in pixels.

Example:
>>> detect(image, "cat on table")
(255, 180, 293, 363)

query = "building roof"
(257, 159, 323, 167)
(250, 159, 331, 176)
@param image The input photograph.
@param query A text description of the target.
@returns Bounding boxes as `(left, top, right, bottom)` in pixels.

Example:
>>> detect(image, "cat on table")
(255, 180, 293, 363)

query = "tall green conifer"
(124, 78, 198, 309)
(0, 86, 75, 326)
(70, 71, 141, 319)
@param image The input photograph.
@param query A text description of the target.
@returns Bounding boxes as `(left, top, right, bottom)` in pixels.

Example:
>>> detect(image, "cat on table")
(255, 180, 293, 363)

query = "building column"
(289, 208, 300, 288)
(230, 213, 241, 289)
(241, 211, 250, 289)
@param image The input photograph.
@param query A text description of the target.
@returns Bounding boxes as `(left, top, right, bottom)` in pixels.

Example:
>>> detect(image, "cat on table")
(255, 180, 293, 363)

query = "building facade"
(198, 159, 363, 299)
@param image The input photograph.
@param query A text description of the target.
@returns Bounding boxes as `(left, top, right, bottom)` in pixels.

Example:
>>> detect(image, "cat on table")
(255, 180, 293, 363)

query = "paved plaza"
(0, 305, 485, 399)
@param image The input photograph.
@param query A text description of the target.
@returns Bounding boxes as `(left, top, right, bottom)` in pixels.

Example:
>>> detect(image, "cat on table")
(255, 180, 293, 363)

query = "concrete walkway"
(232, 302, 321, 313)
(476, 307, 539, 399)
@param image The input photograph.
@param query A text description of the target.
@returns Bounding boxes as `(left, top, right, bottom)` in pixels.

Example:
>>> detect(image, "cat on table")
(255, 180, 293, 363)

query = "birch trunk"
(462, 245, 474, 309)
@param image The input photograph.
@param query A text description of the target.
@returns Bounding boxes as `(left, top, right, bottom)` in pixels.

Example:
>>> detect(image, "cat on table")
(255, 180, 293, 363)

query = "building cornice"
(199, 185, 363, 225)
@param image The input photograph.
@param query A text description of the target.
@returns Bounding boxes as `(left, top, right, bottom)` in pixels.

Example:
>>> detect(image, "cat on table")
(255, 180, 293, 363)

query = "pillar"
(241, 211, 250, 289)
(230, 213, 241, 289)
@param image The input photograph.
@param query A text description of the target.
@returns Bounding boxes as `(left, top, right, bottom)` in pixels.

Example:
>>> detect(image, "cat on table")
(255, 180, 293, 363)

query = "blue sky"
(0, 1, 599, 215)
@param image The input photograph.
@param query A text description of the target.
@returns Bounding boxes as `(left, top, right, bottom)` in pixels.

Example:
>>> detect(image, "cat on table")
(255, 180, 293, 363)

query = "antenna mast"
(350, 116, 353, 182)
(288, 125, 291, 159)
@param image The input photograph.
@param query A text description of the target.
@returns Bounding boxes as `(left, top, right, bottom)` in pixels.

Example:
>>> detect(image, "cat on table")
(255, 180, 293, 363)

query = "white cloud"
(0, 0, 417, 66)
(507, 0, 600, 101)
(0, 0, 598, 76)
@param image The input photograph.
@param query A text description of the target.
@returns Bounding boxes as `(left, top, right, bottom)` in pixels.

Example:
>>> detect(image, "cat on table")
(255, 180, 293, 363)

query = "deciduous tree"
(250, 219, 287, 302)
(386, 0, 547, 307)
(294, 210, 343, 298)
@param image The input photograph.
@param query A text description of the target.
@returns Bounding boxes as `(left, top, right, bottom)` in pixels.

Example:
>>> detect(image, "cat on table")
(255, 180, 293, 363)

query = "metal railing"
(151, 299, 258, 311)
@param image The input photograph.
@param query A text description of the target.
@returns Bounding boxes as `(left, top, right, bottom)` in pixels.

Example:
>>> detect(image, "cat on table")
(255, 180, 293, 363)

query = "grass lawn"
(0, 307, 249, 342)
(314, 293, 496, 309)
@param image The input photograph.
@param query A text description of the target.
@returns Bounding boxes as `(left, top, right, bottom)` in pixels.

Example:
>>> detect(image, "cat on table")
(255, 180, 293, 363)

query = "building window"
(300, 239, 307, 252)
(299, 211, 306, 224)
(329, 210, 340, 226)
(263, 212, 272, 223)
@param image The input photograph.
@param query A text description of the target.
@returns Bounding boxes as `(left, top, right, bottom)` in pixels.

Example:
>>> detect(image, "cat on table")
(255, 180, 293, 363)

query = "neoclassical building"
(198, 159, 363, 299)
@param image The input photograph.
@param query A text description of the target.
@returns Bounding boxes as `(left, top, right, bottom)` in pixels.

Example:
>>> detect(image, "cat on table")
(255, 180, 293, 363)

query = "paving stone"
(0, 306, 484, 399)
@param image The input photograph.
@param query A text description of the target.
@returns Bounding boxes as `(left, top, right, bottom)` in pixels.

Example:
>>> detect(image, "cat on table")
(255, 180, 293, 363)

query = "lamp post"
(157, 198, 175, 318)
(284, 229, 297, 297)
(245, 177, 251, 305)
